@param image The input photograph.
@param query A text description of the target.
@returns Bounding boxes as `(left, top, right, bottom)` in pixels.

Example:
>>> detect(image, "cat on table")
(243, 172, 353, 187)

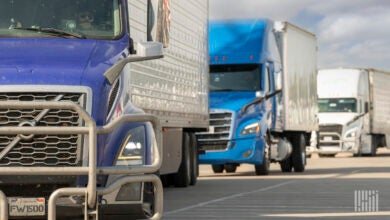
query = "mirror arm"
(241, 97, 264, 114)
(241, 89, 282, 114)
(265, 89, 282, 99)
(346, 112, 367, 126)
(104, 55, 163, 85)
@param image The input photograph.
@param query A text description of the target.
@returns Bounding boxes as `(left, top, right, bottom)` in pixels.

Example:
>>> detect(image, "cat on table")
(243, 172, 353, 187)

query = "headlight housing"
(116, 126, 146, 166)
(240, 122, 260, 136)
(345, 129, 357, 139)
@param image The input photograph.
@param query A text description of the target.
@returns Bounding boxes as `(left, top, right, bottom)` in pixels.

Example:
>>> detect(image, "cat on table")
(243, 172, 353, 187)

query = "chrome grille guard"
(0, 101, 163, 220)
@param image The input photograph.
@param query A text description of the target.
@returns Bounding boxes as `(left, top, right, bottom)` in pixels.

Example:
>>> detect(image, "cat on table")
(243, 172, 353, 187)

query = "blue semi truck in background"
(0, 0, 208, 219)
(197, 19, 318, 175)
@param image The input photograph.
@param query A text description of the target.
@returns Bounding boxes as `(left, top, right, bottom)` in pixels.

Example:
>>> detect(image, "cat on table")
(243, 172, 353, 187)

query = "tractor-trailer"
(197, 19, 318, 175)
(0, 0, 208, 219)
(308, 68, 390, 157)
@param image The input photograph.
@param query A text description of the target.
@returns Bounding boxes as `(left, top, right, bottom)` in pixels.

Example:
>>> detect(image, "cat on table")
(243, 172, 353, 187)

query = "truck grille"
(319, 124, 342, 146)
(196, 111, 233, 151)
(319, 124, 343, 134)
(0, 92, 85, 166)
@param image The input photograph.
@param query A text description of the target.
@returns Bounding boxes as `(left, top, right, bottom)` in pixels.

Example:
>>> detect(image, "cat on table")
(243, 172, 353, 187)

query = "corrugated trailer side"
(369, 69, 390, 138)
(127, 0, 209, 128)
(126, 1, 209, 182)
(275, 22, 318, 132)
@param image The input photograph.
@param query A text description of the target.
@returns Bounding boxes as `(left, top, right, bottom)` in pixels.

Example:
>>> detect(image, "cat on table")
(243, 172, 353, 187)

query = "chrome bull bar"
(0, 101, 163, 220)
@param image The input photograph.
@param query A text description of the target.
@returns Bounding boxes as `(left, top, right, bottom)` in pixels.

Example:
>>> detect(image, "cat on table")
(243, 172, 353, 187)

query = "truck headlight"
(345, 129, 357, 139)
(116, 126, 145, 166)
(240, 122, 260, 136)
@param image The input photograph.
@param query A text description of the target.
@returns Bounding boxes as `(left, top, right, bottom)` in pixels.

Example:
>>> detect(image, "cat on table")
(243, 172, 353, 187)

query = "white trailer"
(272, 21, 318, 168)
(127, 0, 209, 186)
(310, 68, 390, 156)
(271, 21, 318, 171)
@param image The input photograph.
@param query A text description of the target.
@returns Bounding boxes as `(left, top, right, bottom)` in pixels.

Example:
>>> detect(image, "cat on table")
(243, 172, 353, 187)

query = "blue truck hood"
(210, 91, 256, 112)
(0, 38, 125, 86)
(0, 37, 128, 125)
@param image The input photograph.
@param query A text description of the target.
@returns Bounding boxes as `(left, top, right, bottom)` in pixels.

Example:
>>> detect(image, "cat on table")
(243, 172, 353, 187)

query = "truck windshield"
(318, 98, 357, 113)
(0, 0, 121, 39)
(209, 65, 261, 92)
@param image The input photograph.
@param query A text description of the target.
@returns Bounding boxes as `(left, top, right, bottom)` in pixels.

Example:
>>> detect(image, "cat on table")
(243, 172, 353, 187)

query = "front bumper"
(199, 135, 265, 165)
(306, 132, 357, 155)
(0, 101, 163, 220)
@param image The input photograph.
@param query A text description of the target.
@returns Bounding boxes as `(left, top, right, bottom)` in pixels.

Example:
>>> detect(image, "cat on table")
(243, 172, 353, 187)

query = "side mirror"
(255, 91, 266, 99)
(104, 42, 163, 84)
(136, 41, 163, 57)
(274, 71, 282, 91)
(364, 102, 369, 113)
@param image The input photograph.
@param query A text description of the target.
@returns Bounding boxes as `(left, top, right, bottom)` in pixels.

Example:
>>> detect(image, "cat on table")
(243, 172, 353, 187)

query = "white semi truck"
(308, 68, 390, 157)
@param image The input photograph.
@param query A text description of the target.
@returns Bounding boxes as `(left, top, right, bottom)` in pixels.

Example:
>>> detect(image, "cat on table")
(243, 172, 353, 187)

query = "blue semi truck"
(197, 19, 318, 175)
(0, 0, 208, 219)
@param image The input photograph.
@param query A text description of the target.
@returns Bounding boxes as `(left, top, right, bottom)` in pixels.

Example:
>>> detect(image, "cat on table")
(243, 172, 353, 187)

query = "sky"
(209, 0, 390, 71)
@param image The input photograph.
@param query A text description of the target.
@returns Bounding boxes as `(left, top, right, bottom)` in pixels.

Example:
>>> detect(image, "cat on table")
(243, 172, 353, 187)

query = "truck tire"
(318, 153, 336, 158)
(255, 135, 270, 175)
(361, 135, 377, 157)
(174, 132, 191, 187)
(189, 133, 199, 185)
(280, 158, 292, 172)
(160, 174, 174, 187)
(212, 164, 224, 173)
(291, 133, 306, 172)
(224, 164, 237, 173)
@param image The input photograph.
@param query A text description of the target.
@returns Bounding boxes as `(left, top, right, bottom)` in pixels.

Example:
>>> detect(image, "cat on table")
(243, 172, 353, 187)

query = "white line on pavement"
(164, 180, 296, 216)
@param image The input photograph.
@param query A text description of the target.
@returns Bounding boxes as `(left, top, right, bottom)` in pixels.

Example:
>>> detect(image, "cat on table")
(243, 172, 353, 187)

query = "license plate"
(324, 136, 333, 141)
(8, 197, 45, 216)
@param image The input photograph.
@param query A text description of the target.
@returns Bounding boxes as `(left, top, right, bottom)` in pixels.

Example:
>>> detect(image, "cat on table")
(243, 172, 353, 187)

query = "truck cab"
(197, 19, 279, 174)
(310, 68, 389, 157)
(197, 19, 318, 175)
(0, 0, 202, 219)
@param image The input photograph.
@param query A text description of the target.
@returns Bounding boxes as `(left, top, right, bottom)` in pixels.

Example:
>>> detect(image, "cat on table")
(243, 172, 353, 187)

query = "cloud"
(209, 0, 390, 70)
(314, 3, 390, 69)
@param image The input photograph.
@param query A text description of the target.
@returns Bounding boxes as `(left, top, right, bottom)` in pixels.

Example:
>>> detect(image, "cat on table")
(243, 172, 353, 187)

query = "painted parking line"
(164, 180, 296, 216)
(262, 211, 390, 218)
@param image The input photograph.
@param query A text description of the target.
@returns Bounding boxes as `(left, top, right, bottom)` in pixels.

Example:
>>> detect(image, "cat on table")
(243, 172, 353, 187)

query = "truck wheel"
(189, 133, 199, 185)
(212, 164, 224, 173)
(224, 164, 237, 173)
(280, 158, 292, 172)
(255, 135, 270, 175)
(160, 174, 174, 187)
(291, 133, 306, 172)
(174, 132, 191, 187)
(319, 153, 335, 158)
(367, 136, 377, 156)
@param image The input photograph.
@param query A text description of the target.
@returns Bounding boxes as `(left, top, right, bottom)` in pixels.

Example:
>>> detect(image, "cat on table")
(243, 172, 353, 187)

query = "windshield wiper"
(13, 27, 86, 39)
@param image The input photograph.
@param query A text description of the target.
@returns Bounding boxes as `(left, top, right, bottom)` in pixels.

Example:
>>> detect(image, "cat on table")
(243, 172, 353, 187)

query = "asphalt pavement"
(163, 148, 390, 220)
